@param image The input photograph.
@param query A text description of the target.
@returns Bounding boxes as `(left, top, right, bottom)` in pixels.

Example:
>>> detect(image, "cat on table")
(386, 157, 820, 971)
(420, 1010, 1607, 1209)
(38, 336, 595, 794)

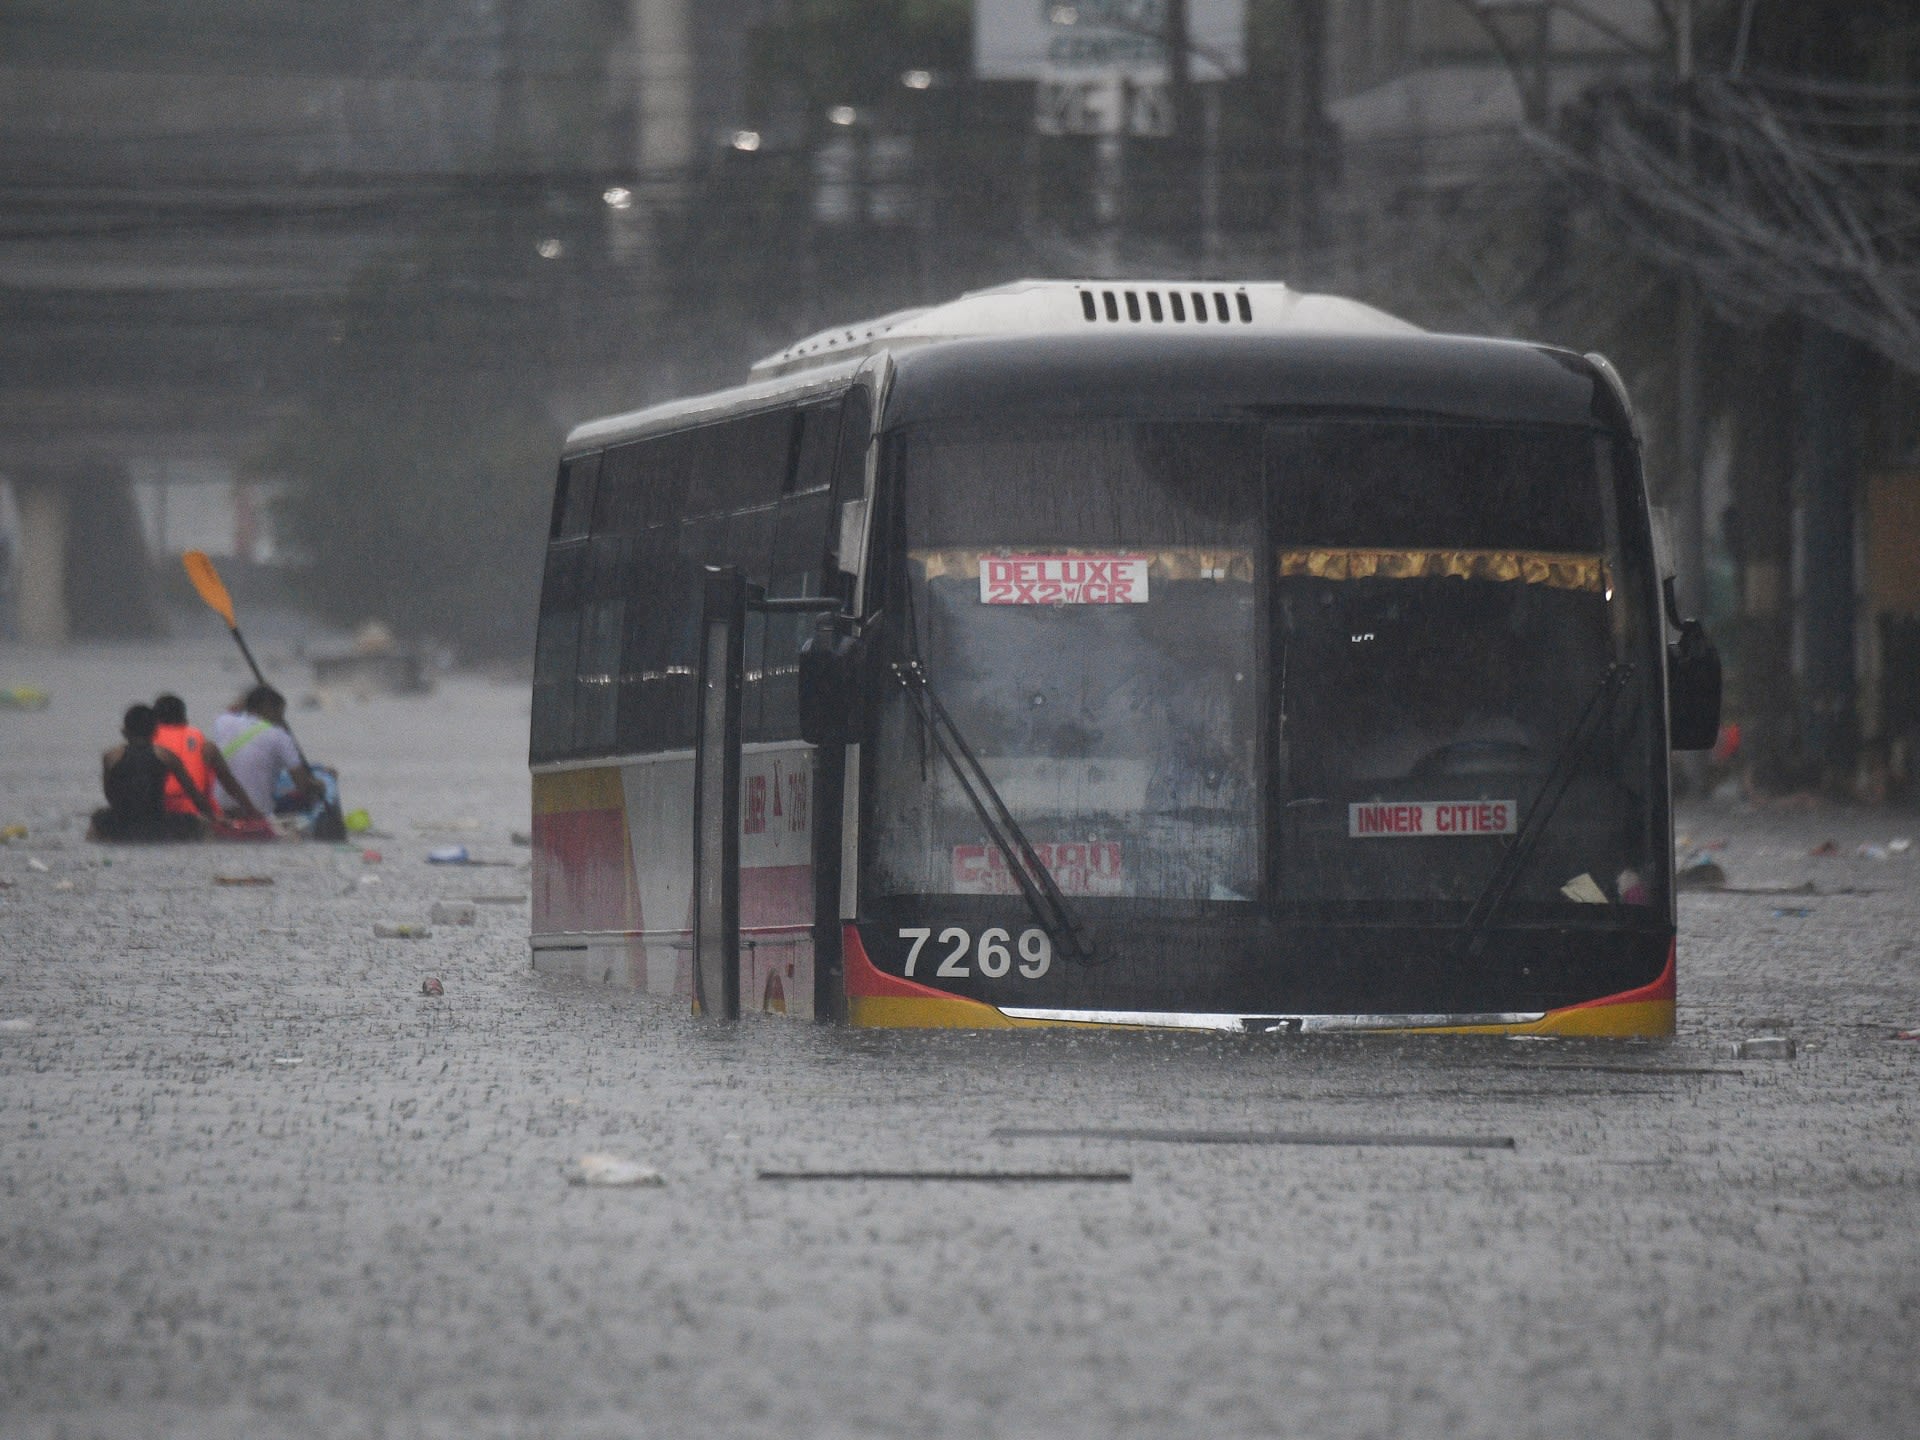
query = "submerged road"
(2, 634, 1917, 1439)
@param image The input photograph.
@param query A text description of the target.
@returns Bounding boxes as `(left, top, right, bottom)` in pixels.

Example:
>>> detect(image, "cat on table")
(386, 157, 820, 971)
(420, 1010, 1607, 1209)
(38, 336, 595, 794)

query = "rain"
(4, 4, 1919, 1437)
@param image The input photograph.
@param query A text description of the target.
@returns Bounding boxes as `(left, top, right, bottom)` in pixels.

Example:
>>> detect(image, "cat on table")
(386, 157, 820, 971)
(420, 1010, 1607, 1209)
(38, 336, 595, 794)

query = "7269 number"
(898, 926, 1052, 980)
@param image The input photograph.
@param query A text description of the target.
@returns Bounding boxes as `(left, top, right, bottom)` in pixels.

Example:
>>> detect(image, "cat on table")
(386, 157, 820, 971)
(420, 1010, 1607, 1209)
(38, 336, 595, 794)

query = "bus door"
(689, 389, 871, 1020)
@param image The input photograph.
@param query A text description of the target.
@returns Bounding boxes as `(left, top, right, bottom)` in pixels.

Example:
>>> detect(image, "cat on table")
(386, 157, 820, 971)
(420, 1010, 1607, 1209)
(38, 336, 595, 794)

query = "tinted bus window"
(592, 440, 651, 535)
(551, 452, 599, 540)
(612, 525, 690, 754)
(1268, 421, 1656, 912)
(728, 504, 777, 740)
(530, 541, 587, 760)
(789, 401, 842, 494)
(829, 385, 873, 597)
(871, 420, 1263, 903)
(1270, 421, 1601, 551)
(750, 489, 835, 742)
(686, 410, 791, 516)
(572, 535, 629, 754)
(835, 388, 871, 500)
(594, 412, 795, 755)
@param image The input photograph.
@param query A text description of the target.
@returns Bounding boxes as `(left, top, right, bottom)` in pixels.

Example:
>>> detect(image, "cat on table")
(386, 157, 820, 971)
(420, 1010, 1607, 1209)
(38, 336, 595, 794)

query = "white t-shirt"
(209, 711, 302, 813)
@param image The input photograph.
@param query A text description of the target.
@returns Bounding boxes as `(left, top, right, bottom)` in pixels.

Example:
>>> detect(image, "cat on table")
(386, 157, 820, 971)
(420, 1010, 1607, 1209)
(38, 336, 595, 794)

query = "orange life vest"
(153, 723, 218, 816)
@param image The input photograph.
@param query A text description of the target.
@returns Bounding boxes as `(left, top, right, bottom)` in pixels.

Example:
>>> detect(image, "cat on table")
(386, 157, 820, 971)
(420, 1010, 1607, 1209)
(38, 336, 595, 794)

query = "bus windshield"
(868, 415, 1660, 916)
(1267, 421, 1657, 915)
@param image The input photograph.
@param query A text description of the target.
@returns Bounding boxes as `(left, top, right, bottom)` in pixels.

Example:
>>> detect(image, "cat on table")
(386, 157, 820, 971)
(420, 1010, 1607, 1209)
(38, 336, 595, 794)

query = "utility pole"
(1729, 320, 1796, 788)
(1675, 0, 1706, 619)
(1165, 0, 1196, 258)
(1200, 82, 1221, 272)
(1283, 0, 1329, 273)
(1092, 125, 1126, 274)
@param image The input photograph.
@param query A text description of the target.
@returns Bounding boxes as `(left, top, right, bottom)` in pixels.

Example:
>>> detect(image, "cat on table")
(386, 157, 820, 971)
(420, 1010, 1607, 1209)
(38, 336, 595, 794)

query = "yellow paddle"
(180, 549, 309, 765)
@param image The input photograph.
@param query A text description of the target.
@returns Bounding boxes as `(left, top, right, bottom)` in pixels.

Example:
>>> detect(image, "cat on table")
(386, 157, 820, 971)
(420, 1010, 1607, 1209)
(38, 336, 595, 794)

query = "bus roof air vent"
(749, 279, 1420, 378)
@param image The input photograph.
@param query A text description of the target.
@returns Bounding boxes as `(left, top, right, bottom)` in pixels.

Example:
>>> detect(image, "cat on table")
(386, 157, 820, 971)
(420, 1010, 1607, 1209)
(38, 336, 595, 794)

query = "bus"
(529, 279, 1720, 1035)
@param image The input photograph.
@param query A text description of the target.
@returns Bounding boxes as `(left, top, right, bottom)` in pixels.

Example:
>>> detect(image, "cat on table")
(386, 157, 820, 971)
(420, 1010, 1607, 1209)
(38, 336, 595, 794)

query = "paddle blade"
(181, 550, 237, 629)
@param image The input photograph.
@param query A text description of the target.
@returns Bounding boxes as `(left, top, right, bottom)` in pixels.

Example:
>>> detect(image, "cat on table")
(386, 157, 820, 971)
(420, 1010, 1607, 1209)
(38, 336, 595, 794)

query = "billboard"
(975, 0, 1248, 85)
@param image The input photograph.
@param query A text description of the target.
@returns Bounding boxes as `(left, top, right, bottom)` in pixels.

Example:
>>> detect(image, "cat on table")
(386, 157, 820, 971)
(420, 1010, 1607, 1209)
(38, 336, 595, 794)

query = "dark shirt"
(104, 741, 170, 823)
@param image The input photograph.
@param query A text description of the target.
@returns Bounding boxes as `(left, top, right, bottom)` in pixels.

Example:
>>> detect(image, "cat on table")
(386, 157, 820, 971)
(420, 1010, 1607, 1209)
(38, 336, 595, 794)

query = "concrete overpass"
(0, 1, 735, 643)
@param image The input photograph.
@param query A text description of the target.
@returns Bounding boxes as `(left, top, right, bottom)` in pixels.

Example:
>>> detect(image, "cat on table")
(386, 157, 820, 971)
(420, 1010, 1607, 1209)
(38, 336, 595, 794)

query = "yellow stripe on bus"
(532, 766, 624, 815)
(1279, 548, 1609, 593)
(850, 996, 1674, 1037)
(915, 547, 1255, 583)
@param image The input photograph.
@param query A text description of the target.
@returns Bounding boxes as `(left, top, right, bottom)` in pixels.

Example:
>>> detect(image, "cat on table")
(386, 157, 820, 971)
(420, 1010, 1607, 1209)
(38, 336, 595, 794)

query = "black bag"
(312, 802, 347, 842)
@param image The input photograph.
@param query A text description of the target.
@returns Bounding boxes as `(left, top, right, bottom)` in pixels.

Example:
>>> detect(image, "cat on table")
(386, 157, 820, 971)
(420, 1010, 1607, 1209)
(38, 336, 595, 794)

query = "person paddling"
(209, 685, 323, 820)
(90, 704, 216, 842)
(152, 693, 263, 823)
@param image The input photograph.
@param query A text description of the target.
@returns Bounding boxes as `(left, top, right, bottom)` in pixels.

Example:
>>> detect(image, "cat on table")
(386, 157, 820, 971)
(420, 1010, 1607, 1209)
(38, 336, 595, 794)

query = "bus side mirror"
(798, 621, 861, 746)
(1668, 618, 1722, 751)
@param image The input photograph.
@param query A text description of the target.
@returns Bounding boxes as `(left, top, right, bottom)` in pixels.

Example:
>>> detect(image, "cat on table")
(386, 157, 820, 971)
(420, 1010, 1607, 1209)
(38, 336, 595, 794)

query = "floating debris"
(373, 922, 431, 939)
(426, 845, 470, 864)
(214, 874, 274, 887)
(429, 901, 476, 926)
(1731, 1035, 1796, 1060)
(420, 976, 444, 997)
(565, 1153, 665, 1187)
(1559, 872, 1608, 904)
(758, 1169, 1132, 1183)
(1676, 855, 1727, 890)
(993, 1127, 1516, 1150)
(1495, 1061, 1741, 1077)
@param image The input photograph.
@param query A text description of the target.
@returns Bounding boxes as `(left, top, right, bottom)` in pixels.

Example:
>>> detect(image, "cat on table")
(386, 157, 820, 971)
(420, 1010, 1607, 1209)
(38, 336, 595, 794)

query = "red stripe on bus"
(741, 864, 812, 930)
(1559, 936, 1676, 1011)
(531, 807, 637, 935)
(842, 924, 965, 1001)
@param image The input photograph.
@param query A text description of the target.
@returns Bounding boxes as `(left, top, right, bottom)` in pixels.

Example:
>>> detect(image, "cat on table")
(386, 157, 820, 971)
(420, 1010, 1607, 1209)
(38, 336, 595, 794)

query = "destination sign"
(979, 554, 1150, 605)
(953, 841, 1126, 895)
(1348, 801, 1516, 838)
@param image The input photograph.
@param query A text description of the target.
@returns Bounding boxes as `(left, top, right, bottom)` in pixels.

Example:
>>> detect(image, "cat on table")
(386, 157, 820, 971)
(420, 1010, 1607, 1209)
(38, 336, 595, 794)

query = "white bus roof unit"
(749, 279, 1422, 379)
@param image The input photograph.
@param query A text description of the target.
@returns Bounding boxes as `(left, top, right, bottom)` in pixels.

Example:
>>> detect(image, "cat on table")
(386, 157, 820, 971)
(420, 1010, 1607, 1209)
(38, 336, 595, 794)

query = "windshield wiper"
(890, 657, 1098, 968)
(1452, 662, 1632, 964)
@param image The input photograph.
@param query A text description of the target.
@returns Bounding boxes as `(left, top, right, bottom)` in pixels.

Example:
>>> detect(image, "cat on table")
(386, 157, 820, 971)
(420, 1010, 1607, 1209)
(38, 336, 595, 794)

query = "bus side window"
(594, 441, 652, 535)
(572, 535, 629, 755)
(756, 489, 835, 742)
(789, 401, 843, 495)
(641, 431, 697, 529)
(614, 523, 688, 753)
(551, 452, 600, 540)
(685, 411, 790, 517)
(831, 387, 873, 599)
(531, 541, 588, 761)
(590, 410, 827, 756)
(727, 504, 777, 739)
